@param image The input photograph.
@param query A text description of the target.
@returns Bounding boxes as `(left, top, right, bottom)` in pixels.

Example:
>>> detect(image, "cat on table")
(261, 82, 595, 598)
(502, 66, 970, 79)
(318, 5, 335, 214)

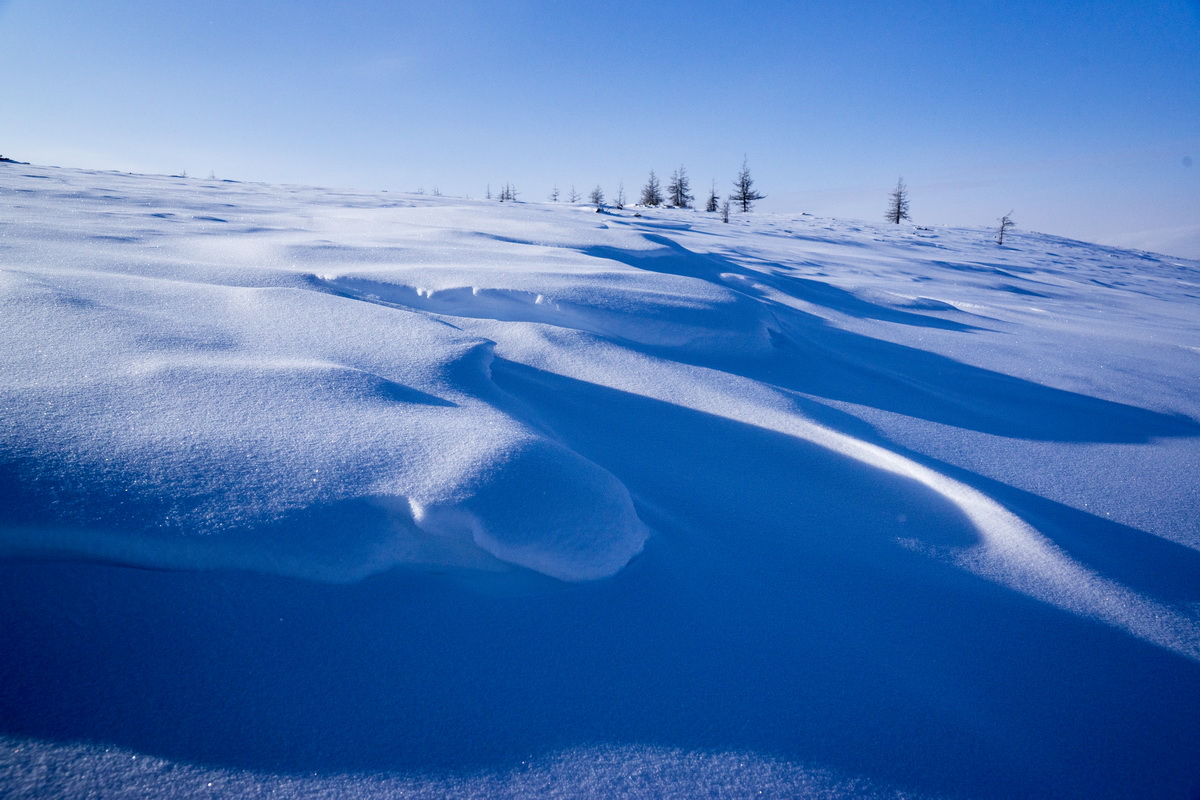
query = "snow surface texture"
(2, 165, 1199, 798)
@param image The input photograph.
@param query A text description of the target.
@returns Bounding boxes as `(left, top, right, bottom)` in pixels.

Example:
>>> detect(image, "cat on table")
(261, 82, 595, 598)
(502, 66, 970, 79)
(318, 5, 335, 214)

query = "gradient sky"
(2, 0, 1198, 256)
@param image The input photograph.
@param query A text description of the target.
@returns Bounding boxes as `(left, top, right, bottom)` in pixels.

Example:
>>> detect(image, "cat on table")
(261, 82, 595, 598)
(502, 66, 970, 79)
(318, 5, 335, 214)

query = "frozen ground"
(1, 164, 1198, 798)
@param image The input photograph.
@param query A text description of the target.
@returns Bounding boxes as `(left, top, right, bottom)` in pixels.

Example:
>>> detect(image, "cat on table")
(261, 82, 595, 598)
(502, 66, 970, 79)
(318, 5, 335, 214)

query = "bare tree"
(997, 211, 1015, 245)
(667, 165, 693, 208)
(730, 157, 765, 212)
(705, 180, 719, 213)
(589, 185, 605, 207)
(886, 177, 910, 224)
(640, 170, 663, 206)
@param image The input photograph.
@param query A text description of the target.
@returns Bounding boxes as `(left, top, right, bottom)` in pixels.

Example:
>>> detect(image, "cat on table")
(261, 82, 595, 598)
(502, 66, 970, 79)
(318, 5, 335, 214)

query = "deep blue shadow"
(573, 233, 1198, 443)
(3, 368, 1199, 799)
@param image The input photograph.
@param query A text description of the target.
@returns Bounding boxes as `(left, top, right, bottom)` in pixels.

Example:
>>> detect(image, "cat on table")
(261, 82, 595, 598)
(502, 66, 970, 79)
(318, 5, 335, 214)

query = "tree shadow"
(745, 322, 1197, 442)
(575, 234, 1198, 443)
(3, 367, 1199, 799)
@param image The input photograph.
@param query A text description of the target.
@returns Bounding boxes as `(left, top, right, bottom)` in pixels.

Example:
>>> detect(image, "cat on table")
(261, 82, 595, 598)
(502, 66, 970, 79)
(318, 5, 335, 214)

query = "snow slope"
(2, 164, 1199, 799)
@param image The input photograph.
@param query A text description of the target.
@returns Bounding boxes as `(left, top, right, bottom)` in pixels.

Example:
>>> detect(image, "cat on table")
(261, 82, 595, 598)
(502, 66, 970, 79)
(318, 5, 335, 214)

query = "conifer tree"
(667, 165, 693, 208)
(706, 180, 719, 213)
(589, 185, 605, 207)
(997, 211, 1015, 245)
(640, 171, 663, 206)
(730, 157, 765, 212)
(886, 177, 911, 224)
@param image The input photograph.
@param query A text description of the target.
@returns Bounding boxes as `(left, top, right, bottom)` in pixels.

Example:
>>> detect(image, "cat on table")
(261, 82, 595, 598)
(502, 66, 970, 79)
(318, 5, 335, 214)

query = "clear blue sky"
(2, 0, 1198, 256)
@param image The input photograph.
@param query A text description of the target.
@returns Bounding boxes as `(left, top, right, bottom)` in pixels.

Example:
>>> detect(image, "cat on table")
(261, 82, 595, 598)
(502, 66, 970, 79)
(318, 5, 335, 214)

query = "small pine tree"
(721, 200, 731, 223)
(589, 185, 605, 207)
(997, 211, 1015, 245)
(568, 185, 580, 203)
(705, 180, 719, 213)
(486, 184, 492, 200)
(730, 157, 765, 212)
(641, 170, 663, 206)
(615, 182, 626, 210)
(549, 186, 559, 202)
(886, 177, 910, 224)
(666, 165, 693, 208)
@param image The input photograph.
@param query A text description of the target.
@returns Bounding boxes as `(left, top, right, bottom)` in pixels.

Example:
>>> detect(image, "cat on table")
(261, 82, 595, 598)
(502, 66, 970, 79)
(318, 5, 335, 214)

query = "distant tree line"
(528, 157, 765, 222)
(483, 166, 1013, 245)
(632, 159, 763, 215)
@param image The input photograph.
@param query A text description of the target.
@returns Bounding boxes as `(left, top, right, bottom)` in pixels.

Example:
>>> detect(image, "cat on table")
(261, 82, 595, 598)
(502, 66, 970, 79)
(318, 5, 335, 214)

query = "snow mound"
(0, 259, 646, 582)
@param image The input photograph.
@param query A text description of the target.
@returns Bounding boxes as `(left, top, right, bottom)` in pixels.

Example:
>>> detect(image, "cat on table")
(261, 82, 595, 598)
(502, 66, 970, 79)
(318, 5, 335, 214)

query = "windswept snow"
(2, 165, 1199, 799)
(0, 173, 652, 582)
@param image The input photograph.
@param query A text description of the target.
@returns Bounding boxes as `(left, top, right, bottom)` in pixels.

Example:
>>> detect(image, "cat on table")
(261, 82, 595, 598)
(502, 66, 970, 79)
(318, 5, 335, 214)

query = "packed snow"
(2, 164, 1198, 799)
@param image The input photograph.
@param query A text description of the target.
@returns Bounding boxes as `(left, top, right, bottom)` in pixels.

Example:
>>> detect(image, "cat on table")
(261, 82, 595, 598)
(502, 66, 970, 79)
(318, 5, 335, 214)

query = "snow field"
(2, 164, 1199, 798)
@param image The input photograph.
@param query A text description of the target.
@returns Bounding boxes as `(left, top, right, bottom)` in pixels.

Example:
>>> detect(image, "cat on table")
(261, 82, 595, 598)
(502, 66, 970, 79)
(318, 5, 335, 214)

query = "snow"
(2, 164, 1199, 798)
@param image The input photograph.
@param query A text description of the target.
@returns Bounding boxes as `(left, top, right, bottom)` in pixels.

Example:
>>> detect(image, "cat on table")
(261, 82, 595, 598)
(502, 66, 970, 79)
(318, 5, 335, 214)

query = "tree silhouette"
(640, 170, 663, 206)
(730, 157, 765, 212)
(886, 177, 911, 224)
(667, 165, 693, 208)
(997, 211, 1015, 245)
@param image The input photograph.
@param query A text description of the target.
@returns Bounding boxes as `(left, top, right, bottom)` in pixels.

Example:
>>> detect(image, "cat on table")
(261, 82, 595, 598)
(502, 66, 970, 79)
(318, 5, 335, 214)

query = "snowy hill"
(2, 164, 1199, 799)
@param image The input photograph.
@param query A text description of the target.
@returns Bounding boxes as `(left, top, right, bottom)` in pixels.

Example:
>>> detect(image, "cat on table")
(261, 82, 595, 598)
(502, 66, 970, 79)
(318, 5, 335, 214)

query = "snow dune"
(2, 165, 1199, 798)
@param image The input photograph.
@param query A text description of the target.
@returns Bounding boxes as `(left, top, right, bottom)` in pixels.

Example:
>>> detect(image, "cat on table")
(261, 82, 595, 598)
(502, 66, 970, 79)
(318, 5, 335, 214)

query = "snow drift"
(2, 164, 1199, 799)
(0, 173, 660, 582)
